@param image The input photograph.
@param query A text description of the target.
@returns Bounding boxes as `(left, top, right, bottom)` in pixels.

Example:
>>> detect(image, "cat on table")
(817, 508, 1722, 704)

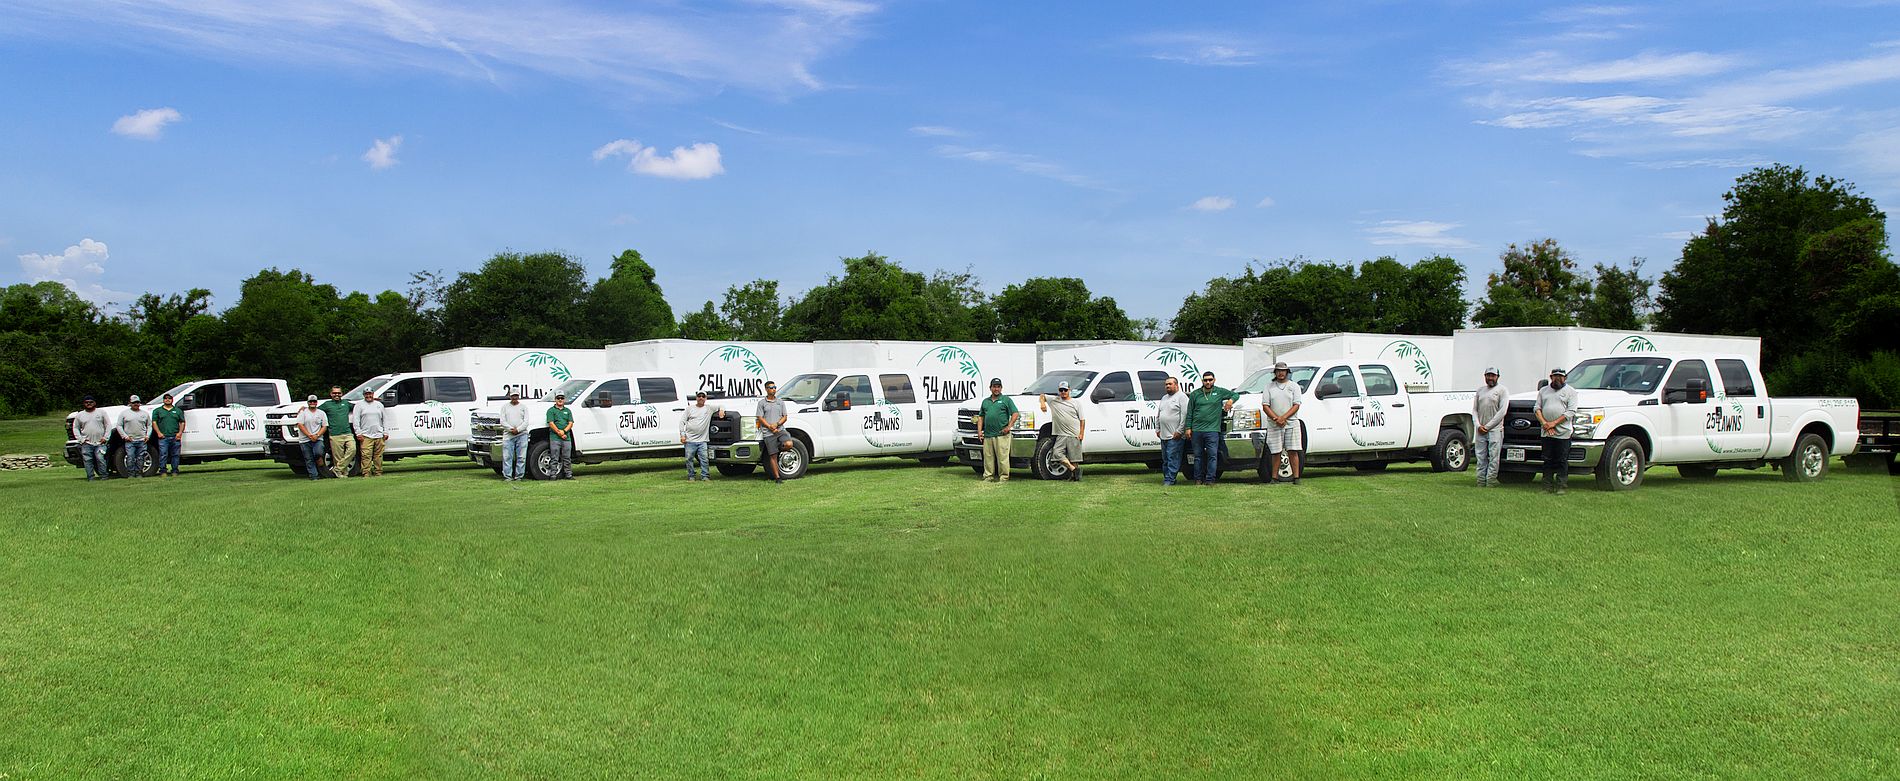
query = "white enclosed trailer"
(1035, 340, 1245, 387)
(604, 339, 817, 399)
(1242, 333, 1455, 391)
(1451, 327, 1762, 390)
(812, 340, 1038, 403)
(419, 347, 609, 400)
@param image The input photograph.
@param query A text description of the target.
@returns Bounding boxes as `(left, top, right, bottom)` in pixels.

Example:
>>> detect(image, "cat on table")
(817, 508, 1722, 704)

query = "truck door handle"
(1392, 403, 1406, 408)
(1756, 406, 1764, 418)
(915, 410, 923, 420)
(670, 407, 684, 412)
(1350, 406, 1365, 411)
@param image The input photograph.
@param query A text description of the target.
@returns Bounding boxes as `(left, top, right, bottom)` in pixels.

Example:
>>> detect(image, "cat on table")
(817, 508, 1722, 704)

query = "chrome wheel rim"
(779, 448, 802, 476)
(1801, 444, 1824, 477)
(1616, 448, 1640, 485)
(1446, 440, 1466, 470)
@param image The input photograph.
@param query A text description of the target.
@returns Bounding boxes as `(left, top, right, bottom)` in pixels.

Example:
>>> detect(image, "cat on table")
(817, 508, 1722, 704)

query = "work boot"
(1069, 466, 1080, 482)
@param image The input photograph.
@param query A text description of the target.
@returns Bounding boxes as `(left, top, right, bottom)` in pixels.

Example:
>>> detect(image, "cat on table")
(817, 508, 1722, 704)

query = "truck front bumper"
(63, 442, 82, 467)
(1497, 438, 1606, 471)
(713, 440, 762, 464)
(951, 432, 1040, 467)
(468, 440, 501, 467)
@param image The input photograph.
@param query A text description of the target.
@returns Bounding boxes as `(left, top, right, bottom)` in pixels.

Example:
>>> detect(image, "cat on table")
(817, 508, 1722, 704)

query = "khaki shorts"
(1263, 422, 1302, 453)
(1052, 435, 1083, 463)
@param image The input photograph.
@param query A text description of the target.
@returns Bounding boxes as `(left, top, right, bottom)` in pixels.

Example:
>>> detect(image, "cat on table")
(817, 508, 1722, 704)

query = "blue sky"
(4, 1, 1898, 326)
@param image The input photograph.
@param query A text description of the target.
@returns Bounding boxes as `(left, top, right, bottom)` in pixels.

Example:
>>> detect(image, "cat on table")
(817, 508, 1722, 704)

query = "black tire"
(1497, 471, 1534, 484)
(526, 439, 558, 481)
(490, 464, 504, 476)
(1595, 435, 1645, 491)
(1780, 432, 1828, 482)
(1031, 437, 1071, 480)
(1354, 461, 1389, 472)
(967, 459, 985, 476)
(1677, 464, 1718, 479)
(1256, 450, 1294, 481)
(716, 463, 757, 477)
(768, 438, 809, 480)
(115, 442, 158, 477)
(1429, 428, 1469, 472)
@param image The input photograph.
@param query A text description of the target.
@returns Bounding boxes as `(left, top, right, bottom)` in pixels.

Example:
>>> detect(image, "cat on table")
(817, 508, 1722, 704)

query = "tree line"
(3, 164, 1894, 417)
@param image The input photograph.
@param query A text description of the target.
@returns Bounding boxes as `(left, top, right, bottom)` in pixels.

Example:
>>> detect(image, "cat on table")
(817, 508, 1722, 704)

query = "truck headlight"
(1016, 410, 1037, 430)
(739, 416, 759, 440)
(1233, 409, 1261, 430)
(1572, 409, 1605, 438)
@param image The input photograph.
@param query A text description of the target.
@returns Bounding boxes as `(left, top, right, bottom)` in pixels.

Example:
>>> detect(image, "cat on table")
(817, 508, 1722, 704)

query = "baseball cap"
(694, 390, 708, 397)
(83, 395, 95, 402)
(128, 394, 142, 403)
(989, 378, 1003, 387)
(1057, 381, 1071, 391)
(1484, 366, 1499, 375)
(1550, 367, 1568, 376)
(555, 393, 566, 399)
(508, 391, 520, 398)
(307, 395, 319, 402)
(1273, 361, 1289, 371)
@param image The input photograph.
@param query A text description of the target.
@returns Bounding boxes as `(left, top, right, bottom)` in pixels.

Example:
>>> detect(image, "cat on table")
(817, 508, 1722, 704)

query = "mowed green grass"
(2, 415, 1897, 779)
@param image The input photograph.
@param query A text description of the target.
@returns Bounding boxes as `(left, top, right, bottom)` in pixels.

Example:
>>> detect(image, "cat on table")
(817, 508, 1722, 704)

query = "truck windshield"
(551, 379, 595, 400)
(1023, 371, 1097, 395)
(154, 382, 194, 402)
(778, 374, 837, 404)
(1565, 357, 1671, 393)
(342, 375, 393, 399)
(1237, 367, 1319, 393)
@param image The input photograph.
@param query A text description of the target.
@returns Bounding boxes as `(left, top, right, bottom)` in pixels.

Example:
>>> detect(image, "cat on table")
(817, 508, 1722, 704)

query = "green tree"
(1171, 256, 1465, 344)
(677, 301, 734, 340)
(1358, 255, 1468, 334)
(719, 280, 786, 340)
(783, 253, 988, 341)
(1577, 259, 1654, 330)
(583, 249, 676, 344)
(991, 277, 1136, 342)
(1471, 239, 1590, 327)
(438, 252, 592, 349)
(217, 269, 350, 395)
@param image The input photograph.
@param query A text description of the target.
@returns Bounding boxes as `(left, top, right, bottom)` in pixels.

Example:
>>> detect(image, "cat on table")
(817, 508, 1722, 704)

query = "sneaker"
(775, 478, 784, 484)
(1554, 487, 1567, 496)
(1290, 478, 1301, 485)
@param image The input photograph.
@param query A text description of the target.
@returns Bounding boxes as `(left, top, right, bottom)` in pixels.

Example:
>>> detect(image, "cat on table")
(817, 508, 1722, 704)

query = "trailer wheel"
(1429, 428, 1469, 472)
(1595, 435, 1645, 491)
(1780, 433, 1828, 482)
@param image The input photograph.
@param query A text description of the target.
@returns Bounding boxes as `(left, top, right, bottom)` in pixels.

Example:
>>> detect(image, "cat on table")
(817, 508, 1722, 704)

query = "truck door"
(876, 373, 927, 451)
(580, 379, 627, 452)
(1355, 364, 1410, 449)
(824, 374, 880, 456)
(1086, 371, 1141, 457)
(1127, 370, 1169, 449)
(181, 382, 237, 456)
(1302, 365, 1361, 455)
(1659, 359, 1715, 462)
(380, 376, 429, 451)
(1711, 359, 1768, 458)
(634, 377, 687, 450)
(423, 376, 477, 449)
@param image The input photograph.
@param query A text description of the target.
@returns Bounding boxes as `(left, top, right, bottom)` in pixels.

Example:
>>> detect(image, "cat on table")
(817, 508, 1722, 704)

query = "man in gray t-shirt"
(1536, 367, 1581, 494)
(1039, 382, 1085, 481)
(117, 395, 153, 478)
(73, 396, 111, 480)
(756, 381, 793, 483)
(679, 391, 726, 481)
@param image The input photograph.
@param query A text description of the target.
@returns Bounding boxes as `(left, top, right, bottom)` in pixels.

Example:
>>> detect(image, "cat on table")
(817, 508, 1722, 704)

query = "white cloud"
(1362, 220, 1477, 249)
(1189, 196, 1235, 212)
(110, 107, 181, 139)
(1255, 196, 1276, 208)
(3, 0, 878, 99)
(362, 135, 403, 170)
(908, 125, 965, 137)
(1135, 32, 1259, 66)
(931, 144, 1103, 189)
(17, 238, 133, 307)
(593, 139, 724, 180)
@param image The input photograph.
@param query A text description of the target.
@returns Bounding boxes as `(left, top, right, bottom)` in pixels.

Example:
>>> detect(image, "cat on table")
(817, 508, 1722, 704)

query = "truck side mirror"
(1316, 383, 1341, 400)
(178, 395, 196, 411)
(382, 391, 399, 407)
(1538, 379, 1549, 390)
(1686, 379, 1707, 404)
(594, 395, 613, 409)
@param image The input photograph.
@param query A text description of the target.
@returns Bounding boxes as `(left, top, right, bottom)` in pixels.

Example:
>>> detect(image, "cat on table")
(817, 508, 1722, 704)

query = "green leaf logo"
(508, 351, 572, 382)
(1144, 347, 1201, 383)
(1377, 340, 1434, 381)
(1614, 335, 1658, 353)
(917, 345, 982, 379)
(702, 344, 767, 377)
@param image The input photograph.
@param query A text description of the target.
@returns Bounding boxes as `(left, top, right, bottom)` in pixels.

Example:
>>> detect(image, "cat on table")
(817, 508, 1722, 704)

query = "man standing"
(1536, 367, 1579, 495)
(118, 394, 152, 478)
(295, 395, 328, 481)
(1472, 367, 1510, 488)
(546, 392, 575, 479)
(977, 378, 1019, 482)
(318, 386, 355, 478)
(151, 392, 186, 477)
(757, 381, 792, 484)
(679, 390, 726, 481)
(1261, 362, 1305, 485)
(1038, 382, 1085, 481)
(352, 389, 390, 477)
(1154, 376, 1190, 486)
(1185, 371, 1238, 486)
(74, 396, 110, 480)
(499, 390, 530, 482)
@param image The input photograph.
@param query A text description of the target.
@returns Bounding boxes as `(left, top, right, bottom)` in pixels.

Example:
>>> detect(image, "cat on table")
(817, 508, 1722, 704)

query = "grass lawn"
(2, 414, 1897, 779)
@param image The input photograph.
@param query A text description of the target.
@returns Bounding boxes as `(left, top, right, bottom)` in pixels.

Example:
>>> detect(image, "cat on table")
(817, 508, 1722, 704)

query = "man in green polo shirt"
(546, 393, 575, 480)
(1185, 371, 1238, 486)
(317, 385, 356, 478)
(151, 392, 186, 476)
(976, 377, 1019, 482)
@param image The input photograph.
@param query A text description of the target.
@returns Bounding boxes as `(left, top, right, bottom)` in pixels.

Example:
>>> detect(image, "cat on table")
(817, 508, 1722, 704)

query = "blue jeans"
(157, 437, 181, 473)
(300, 439, 325, 479)
(502, 432, 529, 479)
(683, 441, 709, 478)
(1161, 437, 1186, 485)
(1474, 429, 1503, 483)
(123, 440, 148, 477)
(1192, 431, 1222, 483)
(81, 442, 109, 479)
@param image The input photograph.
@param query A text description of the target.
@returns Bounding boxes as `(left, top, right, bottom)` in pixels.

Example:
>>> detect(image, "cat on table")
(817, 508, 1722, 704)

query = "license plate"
(1505, 448, 1527, 462)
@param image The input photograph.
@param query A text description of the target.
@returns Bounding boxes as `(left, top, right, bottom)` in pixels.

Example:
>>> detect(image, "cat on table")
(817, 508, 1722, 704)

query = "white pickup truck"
(952, 366, 1222, 479)
(64, 378, 291, 477)
(264, 371, 486, 475)
(707, 368, 964, 479)
(1496, 352, 1860, 490)
(466, 372, 693, 480)
(1225, 360, 1476, 478)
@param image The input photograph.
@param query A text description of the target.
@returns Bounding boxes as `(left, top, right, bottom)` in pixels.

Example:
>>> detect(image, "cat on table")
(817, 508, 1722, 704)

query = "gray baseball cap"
(1057, 381, 1071, 391)
(128, 394, 142, 403)
(307, 395, 319, 402)
(1273, 361, 1289, 371)
(1550, 367, 1568, 377)
(1484, 366, 1499, 375)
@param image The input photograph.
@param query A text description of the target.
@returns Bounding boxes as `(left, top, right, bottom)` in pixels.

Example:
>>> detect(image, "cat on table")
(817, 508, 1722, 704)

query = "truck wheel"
(716, 463, 757, 477)
(115, 443, 158, 477)
(1429, 428, 1469, 472)
(771, 439, 810, 480)
(1677, 465, 1718, 479)
(1595, 435, 1645, 491)
(1354, 462, 1388, 472)
(1031, 437, 1070, 480)
(1497, 471, 1534, 484)
(526, 440, 557, 481)
(1255, 451, 1293, 481)
(1780, 433, 1828, 482)
(969, 460, 986, 475)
